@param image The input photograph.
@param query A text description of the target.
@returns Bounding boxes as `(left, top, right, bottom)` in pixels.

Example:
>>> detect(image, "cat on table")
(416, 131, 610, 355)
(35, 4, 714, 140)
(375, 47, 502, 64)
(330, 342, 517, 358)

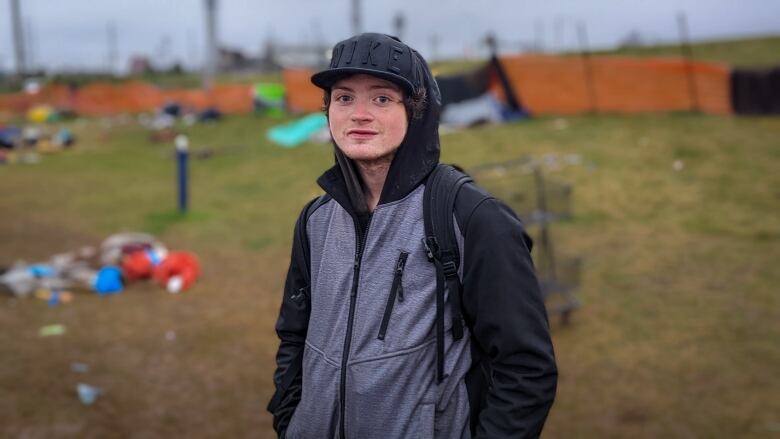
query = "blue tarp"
(267, 113, 328, 148)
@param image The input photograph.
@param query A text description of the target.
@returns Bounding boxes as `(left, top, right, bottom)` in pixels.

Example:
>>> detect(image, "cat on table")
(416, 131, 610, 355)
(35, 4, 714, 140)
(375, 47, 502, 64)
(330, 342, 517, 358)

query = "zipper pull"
(395, 253, 407, 301)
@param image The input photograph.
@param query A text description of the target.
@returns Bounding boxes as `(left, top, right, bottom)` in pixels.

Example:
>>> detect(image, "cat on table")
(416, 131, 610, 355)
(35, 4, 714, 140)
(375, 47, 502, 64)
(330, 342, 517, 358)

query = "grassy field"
(1, 110, 778, 438)
(429, 34, 780, 75)
(592, 34, 780, 67)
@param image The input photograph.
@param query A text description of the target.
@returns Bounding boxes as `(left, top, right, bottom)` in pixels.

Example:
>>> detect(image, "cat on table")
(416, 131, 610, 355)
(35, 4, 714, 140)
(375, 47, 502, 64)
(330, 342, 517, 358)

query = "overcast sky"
(2, 0, 780, 73)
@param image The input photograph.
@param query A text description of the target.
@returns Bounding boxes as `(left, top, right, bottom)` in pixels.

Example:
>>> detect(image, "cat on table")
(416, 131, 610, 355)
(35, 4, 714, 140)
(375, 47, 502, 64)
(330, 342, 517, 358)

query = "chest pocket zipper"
(377, 251, 409, 340)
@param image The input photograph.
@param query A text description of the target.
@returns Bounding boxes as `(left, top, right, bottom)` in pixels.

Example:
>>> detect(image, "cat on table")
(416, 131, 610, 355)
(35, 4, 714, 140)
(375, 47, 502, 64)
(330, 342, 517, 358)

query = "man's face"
(328, 74, 408, 163)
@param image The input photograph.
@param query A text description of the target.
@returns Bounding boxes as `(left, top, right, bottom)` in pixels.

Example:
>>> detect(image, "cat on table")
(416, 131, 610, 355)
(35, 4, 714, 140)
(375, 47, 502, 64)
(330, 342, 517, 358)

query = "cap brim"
(311, 67, 415, 95)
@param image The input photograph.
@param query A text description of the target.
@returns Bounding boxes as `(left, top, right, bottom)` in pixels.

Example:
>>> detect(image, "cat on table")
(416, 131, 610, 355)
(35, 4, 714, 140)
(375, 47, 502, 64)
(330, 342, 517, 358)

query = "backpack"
(421, 164, 474, 382)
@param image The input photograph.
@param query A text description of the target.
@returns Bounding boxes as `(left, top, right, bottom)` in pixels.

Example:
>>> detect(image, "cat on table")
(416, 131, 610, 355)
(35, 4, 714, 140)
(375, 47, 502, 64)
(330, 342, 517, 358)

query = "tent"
(731, 66, 780, 115)
(436, 56, 528, 126)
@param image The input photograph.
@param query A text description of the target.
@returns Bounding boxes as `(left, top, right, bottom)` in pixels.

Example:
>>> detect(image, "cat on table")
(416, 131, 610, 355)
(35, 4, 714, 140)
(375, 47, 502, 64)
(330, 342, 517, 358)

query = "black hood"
(315, 33, 442, 216)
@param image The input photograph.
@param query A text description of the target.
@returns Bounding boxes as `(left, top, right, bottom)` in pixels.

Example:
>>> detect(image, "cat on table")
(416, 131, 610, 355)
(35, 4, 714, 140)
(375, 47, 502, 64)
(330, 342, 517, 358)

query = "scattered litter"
(564, 154, 583, 166)
(152, 252, 200, 293)
(440, 93, 504, 128)
(198, 107, 222, 123)
(39, 324, 66, 337)
(100, 233, 166, 266)
(194, 147, 214, 160)
(122, 248, 200, 293)
(29, 265, 56, 277)
(16, 151, 40, 164)
(0, 124, 76, 166)
(94, 267, 124, 295)
(542, 153, 563, 172)
(165, 330, 177, 342)
(672, 160, 685, 171)
(552, 118, 569, 130)
(122, 248, 167, 282)
(149, 128, 178, 143)
(254, 83, 286, 116)
(35, 288, 74, 306)
(267, 113, 328, 148)
(76, 383, 102, 405)
(70, 362, 90, 373)
(183, 113, 198, 126)
(1, 232, 199, 298)
(161, 102, 181, 118)
(52, 129, 75, 147)
(0, 126, 21, 148)
(27, 105, 59, 123)
(23, 126, 42, 146)
(48, 290, 62, 306)
(150, 113, 176, 131)
(1, 263, 38, 296)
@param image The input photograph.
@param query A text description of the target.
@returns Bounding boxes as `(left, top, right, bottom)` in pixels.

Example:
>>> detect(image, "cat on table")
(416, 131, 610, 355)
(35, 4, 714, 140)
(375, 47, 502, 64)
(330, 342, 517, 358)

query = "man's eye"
(335, 95, 352, 103)
(375, 96, 392, 104)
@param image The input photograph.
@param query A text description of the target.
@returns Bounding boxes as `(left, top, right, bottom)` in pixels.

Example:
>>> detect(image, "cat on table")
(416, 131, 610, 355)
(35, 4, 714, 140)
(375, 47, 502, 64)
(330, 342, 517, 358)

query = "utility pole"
(534, 19, 545, 52)
(393, 12, 406, 41)
(187, 29, 198, 72)
(25, 18, 34, 73)
(107, 22, 118, 75)
(203, 0, 218, 89)
(429, 34, 440, 63)
(10, 0, 26, 76)
(554, 16, 564, 52)
(677, 12, 699, 112)
(351, 0, 361, 35)
(577, 21, 598, 113)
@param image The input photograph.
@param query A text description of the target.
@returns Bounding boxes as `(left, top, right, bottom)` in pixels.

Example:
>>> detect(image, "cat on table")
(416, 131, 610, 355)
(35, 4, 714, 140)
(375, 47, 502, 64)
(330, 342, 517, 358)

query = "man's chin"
(338, 146, 378, 161)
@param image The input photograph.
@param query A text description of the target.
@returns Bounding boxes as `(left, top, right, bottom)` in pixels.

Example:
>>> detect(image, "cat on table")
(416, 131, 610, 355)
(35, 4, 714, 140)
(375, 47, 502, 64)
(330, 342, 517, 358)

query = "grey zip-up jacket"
(269, 49, 556, 438)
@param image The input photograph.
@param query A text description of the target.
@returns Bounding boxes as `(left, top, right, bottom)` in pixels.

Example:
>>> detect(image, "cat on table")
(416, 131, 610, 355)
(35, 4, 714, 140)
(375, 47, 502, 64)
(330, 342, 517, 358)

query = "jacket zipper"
(377, 252, 409, 340)
(339, 214, 371, 439)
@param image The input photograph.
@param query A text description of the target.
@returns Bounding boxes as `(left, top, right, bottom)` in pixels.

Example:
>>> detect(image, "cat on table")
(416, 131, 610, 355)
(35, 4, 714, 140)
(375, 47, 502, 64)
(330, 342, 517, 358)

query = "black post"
(577, 21, 598, 113)
(677, 12, 700, 112)
(534, 166, 557, 283)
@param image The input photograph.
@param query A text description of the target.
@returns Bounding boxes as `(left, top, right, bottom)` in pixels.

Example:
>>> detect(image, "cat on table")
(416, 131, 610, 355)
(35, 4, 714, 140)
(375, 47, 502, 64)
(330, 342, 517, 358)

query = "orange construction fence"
(493, 55, 731, 115)
(0, 81, 253, 116)
(283, 69, 324, 114)
(281, 54, 731, 115)
(0, 55, 732, 117)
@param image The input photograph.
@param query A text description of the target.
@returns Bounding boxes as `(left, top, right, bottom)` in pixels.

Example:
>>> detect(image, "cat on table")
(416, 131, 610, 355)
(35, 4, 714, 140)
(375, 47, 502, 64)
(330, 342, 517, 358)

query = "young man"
(268, 33, 557, 438)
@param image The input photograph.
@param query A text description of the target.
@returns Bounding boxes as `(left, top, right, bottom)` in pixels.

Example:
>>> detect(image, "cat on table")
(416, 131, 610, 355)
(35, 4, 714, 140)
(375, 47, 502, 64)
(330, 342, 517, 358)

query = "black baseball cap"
(311, 33, 417, 95)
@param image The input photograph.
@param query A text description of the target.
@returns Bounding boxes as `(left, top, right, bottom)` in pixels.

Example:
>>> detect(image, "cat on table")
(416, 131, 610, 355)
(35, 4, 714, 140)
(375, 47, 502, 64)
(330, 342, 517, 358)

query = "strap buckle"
(422, 237, 439, 262)
(441, 260, 458, 277)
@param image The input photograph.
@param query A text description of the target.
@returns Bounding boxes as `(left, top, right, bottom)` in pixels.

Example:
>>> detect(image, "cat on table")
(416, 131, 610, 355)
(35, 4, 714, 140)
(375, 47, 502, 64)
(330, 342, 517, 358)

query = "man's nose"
(350, 99, 374, 122)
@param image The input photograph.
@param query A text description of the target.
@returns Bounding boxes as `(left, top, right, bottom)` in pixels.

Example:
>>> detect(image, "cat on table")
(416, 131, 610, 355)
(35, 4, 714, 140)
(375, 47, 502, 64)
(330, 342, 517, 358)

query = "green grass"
(591, 34, 780, 67)
(1, 112, 779, 437)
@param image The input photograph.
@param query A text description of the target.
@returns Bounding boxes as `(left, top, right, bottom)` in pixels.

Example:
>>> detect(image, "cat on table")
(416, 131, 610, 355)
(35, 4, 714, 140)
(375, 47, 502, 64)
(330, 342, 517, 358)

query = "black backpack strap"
(294, 194, 329, 296)
(268, 194, 330, 413)
(423, 164, 472, 383)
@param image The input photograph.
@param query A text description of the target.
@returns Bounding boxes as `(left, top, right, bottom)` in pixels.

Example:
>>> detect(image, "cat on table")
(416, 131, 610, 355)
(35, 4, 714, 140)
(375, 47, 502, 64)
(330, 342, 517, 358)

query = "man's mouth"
(346, 129, 378, 140)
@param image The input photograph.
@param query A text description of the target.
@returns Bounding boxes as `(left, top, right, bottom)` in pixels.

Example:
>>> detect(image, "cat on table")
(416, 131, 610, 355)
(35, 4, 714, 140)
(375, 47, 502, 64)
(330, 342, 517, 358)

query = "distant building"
(269, 43, 330, 69)
(129, 56, 152, 75)
(218, 46, 278, 73)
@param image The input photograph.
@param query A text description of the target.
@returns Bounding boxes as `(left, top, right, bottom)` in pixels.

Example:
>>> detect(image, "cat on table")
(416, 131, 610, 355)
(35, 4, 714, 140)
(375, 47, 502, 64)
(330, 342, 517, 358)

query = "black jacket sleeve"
(267, 204, 313, 437)
(460, 196, 558, 438)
